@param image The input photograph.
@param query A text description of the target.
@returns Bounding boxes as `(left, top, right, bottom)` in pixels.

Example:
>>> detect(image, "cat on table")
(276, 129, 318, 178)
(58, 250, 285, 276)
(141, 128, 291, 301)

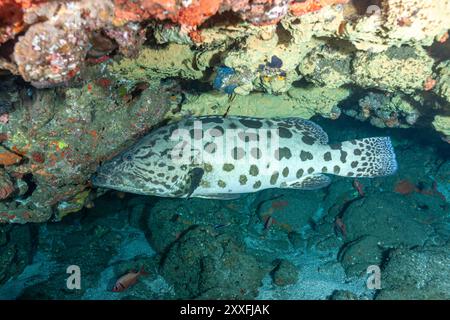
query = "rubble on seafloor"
(0, 1, 448, 225)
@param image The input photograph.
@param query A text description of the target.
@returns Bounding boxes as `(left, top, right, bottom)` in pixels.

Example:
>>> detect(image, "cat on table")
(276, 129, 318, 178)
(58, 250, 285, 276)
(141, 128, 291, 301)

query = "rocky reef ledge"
(0, 0, 449, 223)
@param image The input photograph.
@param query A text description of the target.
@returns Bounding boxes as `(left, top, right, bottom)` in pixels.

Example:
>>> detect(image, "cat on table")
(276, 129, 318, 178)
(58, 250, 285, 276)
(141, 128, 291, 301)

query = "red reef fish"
(334, 217, 347, 238)
(352, 179, 365, 196)
(112, 267, 147, 292)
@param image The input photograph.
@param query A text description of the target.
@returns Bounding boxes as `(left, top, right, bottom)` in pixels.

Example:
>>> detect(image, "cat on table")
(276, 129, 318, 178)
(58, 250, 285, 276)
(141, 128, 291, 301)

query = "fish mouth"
(90, 172, 109, 188)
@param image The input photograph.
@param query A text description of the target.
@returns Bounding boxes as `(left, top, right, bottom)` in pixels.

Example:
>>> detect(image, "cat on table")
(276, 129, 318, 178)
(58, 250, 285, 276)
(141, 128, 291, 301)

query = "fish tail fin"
(329, 137, 398, 178)
(139, 266, 149, 276)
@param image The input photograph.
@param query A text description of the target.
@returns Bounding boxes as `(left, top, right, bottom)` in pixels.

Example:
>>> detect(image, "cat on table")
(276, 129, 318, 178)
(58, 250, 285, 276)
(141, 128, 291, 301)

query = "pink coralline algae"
(14, 23, 89, 87)
(227, 0, 291, 25)
(104, 23, 147, 58)
(0, 171, 15, 200)
(113, 0, 349, 28)
(3, 0, 349, 87)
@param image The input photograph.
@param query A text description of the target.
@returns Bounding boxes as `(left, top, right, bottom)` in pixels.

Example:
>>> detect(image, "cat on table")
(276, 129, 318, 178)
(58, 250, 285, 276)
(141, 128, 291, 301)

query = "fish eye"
(123, 154, 133, 161)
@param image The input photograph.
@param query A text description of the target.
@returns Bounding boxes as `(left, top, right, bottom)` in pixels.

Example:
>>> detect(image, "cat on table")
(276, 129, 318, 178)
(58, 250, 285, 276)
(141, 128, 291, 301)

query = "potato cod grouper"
(92, 116, 398, 199)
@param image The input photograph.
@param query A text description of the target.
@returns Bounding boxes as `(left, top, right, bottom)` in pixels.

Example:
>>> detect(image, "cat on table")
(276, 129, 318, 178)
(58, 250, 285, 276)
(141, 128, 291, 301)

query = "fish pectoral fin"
(283, 174, 331, 190)
(186, 167, 205, 198)
(190, 193, 243, 200)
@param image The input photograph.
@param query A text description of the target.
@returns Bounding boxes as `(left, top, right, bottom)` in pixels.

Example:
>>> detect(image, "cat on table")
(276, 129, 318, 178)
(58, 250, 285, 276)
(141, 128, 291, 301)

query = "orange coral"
(113, 0, 180, 25)
(114, 0, 344, 28)
(0, 0, 24, 43)
(0, 0, 47, 43)
(114, 0, 222, 28)
(178, 0, 222, 27)
(0, 147, 22, 166)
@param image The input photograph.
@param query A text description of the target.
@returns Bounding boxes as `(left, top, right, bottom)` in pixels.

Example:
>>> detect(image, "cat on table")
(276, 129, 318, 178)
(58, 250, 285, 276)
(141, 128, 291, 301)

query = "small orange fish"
(112, 267, 147, 292)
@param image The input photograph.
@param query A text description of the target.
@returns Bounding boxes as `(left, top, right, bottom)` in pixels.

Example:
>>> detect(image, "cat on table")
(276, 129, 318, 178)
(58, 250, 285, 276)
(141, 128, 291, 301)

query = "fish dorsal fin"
(283, 174, 331, 190)
(277, 117, 328, 144)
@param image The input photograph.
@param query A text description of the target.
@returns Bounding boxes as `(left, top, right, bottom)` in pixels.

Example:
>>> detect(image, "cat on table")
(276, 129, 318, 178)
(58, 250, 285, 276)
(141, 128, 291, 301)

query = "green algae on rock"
(352, 46, 434, 94)
(109, 43, 218, 86)
(436, 60, 450, 105)
(179, 85, 350, 120)
(432, 115, 450, 140)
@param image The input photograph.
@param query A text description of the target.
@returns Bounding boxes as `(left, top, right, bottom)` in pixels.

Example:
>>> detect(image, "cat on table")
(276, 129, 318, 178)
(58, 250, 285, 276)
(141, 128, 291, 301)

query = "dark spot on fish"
(322, 167, 328, 173)
(354, 149, 362, 156)
(302, 135, 315, 145)
(239, 118, 263, 128)
(253, 180, 262, 189)
(239, 175, 248, 185)
(323, 152, 332, 161)
(333, 166, 340, 174)
(231, 147, 245, 160)
(300, 151, 313, 161)
(282, 167, 289, 177)
(307, 167, 314, 174)
(190, 128, 203, 140)
(204, 163, 213, 172)
(340, 150, 348, 163)
(210, 126, 224, 136)
(275, 147, 292, 160)
(218, 180, 226, 188)
(251, 147, 262, 159)
(347, 172, 354, 176)
(296, 169, 304, 178)
(330, 143, 342, 150)
(229, 122, 238, 129)
(249, 165, 259, 176)
(270, 171, 279, 185)
(223, 163, 234, 171)
(202, 117, 223, 124)
(238, 131, 258, 142)
(205, 142, 217, 154)
(351, 161, 358, 168)
(278, 127, 293, 138)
